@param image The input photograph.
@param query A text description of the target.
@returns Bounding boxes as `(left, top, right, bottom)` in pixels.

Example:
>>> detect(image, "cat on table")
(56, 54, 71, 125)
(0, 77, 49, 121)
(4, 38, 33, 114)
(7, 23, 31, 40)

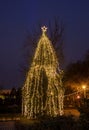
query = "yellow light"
(82, 85, 86, 98)
(22, 26, 64, 119)
(82, 85, 86, 89)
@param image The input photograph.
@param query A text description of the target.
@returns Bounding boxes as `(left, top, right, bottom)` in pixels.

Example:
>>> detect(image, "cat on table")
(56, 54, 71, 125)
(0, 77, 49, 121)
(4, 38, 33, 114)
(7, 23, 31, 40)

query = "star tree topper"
(41, 26, 47, 35)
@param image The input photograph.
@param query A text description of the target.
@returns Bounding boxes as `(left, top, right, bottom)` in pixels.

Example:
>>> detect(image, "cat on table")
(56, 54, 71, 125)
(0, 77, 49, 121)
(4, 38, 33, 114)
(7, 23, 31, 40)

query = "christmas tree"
(22, 26, 64, 119)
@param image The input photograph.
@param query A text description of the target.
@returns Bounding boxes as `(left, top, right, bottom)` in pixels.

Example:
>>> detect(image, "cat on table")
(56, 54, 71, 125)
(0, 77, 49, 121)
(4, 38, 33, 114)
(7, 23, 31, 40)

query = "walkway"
(0, 121, 16, 130)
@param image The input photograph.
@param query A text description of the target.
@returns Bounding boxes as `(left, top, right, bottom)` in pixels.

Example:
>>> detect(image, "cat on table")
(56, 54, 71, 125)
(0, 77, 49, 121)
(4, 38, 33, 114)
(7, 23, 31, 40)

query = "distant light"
(77, 95, 80, 99)
(82, 85, 86, 89)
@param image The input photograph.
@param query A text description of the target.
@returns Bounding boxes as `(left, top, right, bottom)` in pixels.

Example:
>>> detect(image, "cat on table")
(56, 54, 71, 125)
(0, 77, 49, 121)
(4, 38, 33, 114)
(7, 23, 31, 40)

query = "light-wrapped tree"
(22, 26, 64, 119)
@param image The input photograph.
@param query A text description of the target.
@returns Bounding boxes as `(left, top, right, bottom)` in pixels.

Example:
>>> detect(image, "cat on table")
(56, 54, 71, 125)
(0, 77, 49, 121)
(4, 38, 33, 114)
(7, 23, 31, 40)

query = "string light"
(22, 26, 64, 119)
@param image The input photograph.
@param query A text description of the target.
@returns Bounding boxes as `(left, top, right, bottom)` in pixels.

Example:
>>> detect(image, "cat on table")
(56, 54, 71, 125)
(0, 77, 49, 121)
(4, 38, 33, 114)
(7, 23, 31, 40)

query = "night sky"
(0, 0, 89, 89)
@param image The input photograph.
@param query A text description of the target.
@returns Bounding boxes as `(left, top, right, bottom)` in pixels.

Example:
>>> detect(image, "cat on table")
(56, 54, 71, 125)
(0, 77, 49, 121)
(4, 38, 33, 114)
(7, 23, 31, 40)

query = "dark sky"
(0, 0, 89, 89)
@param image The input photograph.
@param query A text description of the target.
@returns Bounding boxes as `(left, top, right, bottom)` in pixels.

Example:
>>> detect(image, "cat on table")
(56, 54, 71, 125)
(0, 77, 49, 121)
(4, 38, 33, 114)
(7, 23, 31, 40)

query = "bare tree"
(49, 17, 64, 64)
(64, 49, 89, 92)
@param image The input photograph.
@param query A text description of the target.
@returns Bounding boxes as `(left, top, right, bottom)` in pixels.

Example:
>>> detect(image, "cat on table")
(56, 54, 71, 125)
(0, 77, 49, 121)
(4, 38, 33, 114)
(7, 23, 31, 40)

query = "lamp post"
(82, 85, 86, 99)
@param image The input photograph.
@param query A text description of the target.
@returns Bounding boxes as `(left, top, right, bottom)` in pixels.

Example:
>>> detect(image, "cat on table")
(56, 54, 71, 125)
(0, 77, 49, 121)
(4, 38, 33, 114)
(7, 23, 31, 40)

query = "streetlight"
(82, 85, 86, 98)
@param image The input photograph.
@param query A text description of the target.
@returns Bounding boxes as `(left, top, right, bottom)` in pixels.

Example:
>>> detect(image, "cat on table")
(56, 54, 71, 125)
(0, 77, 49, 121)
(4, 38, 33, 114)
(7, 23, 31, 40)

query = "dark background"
(0, 0, 89, 88)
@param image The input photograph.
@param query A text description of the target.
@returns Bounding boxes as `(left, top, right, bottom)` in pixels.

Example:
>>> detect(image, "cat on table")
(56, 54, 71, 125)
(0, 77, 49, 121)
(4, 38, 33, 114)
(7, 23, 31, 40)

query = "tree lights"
(22, 26, 64, 119)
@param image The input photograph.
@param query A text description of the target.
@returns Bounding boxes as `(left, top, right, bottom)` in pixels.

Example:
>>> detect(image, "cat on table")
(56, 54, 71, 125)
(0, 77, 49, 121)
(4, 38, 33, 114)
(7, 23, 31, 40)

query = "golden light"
(22, 26, 64, 119)
(82, 85, 86, 98)
(82, 85, 86, 89)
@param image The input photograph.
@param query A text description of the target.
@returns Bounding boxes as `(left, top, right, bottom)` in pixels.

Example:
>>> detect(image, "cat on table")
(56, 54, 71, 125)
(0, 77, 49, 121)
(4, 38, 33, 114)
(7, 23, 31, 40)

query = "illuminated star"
(41, 26, 47, 34)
